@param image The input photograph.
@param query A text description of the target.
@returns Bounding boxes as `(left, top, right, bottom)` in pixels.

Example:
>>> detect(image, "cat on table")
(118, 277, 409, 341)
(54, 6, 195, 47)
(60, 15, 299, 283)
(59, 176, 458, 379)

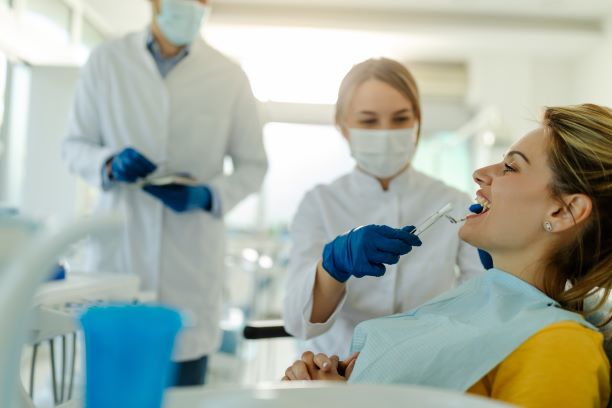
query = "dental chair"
(0, 213, 123, 408)
(241, 309, 612, 408)
(243, 319, 290, 340)
(585, 294, 612, 408)
(174, 304, 513, 406)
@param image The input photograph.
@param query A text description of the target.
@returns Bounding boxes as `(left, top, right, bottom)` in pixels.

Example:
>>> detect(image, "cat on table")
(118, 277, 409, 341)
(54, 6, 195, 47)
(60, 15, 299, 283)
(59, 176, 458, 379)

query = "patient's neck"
(491, 246, 548, 292)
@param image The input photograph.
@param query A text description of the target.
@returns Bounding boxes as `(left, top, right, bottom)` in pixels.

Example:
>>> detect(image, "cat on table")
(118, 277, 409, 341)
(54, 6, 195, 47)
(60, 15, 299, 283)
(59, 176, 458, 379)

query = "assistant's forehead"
(348, 80, 414, 113)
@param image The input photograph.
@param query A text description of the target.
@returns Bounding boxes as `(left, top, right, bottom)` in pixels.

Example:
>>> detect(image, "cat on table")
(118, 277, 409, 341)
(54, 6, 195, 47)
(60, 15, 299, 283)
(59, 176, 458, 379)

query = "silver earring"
(544, 221, 553, 232)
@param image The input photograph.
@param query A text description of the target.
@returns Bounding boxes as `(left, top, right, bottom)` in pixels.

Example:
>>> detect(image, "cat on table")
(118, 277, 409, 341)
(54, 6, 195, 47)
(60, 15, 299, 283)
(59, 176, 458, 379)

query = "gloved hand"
(322, 224, 422, 283)
(143, 184, 212, 213)
(109, 147, 157, 182)
(469, 203, 494, 269)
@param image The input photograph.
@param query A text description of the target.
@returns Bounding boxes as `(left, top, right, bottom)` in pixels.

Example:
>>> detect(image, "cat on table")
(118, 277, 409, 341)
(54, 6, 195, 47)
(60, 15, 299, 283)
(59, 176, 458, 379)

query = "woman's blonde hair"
(541, 104, 612, 323)
(335, 58, 421, 138)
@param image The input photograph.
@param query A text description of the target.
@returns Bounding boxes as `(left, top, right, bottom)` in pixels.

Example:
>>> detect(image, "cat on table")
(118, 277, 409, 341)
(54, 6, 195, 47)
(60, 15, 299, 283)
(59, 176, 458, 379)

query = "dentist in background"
(283, 58, 482, 358)
(63, 0, 267, 385)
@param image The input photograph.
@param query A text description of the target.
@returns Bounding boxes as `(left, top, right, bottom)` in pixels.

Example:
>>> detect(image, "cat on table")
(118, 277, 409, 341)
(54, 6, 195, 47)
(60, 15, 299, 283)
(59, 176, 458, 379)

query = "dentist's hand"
(109, 147, 157, 183)
(322, 225, 422, 283)
(469, 203, 494, 269)
(143, 184, 212, 213)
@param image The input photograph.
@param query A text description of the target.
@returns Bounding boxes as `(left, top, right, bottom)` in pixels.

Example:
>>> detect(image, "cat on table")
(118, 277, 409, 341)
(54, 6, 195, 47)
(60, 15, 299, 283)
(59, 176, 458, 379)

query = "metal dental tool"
(444, 214, 468, 224)
(444, 202, 484, 224)
(410, 202, 475, 236)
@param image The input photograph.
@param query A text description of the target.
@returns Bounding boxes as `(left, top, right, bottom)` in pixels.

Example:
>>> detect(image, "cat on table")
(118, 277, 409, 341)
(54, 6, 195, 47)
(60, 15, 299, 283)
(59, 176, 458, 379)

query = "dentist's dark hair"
(542, 104, 612, 326)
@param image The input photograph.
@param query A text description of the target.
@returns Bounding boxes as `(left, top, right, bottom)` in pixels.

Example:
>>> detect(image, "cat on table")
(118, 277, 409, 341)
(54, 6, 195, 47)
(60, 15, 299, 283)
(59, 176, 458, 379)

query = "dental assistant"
(283, 58, 483, 358)
(62, 0, 267, 385)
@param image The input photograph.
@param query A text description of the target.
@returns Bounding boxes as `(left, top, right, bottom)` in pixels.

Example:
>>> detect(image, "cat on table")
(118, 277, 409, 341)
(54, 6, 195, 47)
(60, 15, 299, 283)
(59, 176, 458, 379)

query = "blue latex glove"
(322, 224, 422, 283)
(109, 147, 157, 183)
(48, 263, 66, 281)
(469, 203, 494, 269)
(143, 184, 212, 213)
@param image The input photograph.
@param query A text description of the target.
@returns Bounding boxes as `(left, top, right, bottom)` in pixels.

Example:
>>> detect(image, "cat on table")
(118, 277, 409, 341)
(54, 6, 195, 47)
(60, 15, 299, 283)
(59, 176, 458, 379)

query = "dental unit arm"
(0, 213, 124, 408)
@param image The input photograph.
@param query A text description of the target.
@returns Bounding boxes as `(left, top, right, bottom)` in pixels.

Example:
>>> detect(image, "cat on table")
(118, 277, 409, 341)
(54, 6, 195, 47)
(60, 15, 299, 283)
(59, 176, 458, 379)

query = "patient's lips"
(475, 193, 491, 212)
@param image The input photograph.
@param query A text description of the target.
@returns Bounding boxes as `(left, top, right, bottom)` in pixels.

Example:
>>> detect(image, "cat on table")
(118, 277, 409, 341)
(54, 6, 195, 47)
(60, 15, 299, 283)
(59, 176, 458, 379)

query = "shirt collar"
(146, 27, 191, 61)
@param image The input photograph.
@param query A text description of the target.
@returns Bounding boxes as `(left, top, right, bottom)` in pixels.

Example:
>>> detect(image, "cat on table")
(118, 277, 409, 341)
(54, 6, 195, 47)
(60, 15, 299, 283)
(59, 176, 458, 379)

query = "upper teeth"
(476, 196, 491, 210)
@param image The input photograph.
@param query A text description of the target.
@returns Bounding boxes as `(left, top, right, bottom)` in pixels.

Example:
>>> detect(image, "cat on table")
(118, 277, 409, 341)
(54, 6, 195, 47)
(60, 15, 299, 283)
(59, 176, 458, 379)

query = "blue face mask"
(156, 0, 208, 46)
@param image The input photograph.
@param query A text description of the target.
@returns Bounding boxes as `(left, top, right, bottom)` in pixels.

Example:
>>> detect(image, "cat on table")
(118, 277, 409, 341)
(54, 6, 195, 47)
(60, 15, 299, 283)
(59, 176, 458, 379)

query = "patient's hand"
(282, 351, 359, 382)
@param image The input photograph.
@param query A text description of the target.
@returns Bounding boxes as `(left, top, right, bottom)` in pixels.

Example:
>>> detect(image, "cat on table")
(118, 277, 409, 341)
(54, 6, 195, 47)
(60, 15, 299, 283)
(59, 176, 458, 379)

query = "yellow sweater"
(467, 321, 610, 408)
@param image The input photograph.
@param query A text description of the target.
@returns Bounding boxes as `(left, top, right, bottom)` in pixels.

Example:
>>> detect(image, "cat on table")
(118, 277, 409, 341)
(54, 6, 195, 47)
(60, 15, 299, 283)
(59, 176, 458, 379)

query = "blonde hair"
(541, 104, 612, 323)
(334, 58, 421, 138)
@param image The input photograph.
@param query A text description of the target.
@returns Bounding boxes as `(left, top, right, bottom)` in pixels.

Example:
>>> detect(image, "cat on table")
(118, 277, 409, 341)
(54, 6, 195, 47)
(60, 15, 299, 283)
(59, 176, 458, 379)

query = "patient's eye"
(502, 162, 516, 174)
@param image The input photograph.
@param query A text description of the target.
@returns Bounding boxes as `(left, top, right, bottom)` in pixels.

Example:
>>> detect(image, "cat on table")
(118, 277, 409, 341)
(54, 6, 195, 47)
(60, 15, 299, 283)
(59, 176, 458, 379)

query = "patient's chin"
(458, 223, 470, 240)
(459, 223, 482, 247)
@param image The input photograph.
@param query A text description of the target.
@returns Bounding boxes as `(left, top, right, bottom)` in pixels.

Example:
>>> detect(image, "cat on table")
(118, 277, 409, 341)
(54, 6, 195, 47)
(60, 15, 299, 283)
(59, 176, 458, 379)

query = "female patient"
(283, 104, 612, 408)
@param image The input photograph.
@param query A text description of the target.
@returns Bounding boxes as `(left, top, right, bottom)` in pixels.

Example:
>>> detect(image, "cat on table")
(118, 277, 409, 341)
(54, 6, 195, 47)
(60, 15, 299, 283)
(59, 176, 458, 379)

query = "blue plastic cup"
(80, 304, 183, 408)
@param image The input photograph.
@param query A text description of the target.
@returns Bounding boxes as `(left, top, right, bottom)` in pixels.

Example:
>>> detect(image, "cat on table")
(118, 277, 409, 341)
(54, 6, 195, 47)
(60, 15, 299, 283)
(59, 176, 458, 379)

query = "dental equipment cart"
(24, 272, 140, 408)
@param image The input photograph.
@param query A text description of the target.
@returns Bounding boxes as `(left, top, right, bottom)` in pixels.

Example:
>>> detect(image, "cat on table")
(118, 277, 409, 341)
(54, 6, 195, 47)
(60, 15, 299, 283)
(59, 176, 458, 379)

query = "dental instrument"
(412, 203, 454, 236)
(445, 203, 484, 224)
(412, 203, 471, 235)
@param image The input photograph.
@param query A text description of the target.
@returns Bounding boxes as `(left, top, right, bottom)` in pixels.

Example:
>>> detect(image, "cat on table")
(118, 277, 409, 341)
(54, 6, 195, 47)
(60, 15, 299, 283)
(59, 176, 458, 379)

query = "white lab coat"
(283, 167, 483, 358)
(63, 31, 267, 360)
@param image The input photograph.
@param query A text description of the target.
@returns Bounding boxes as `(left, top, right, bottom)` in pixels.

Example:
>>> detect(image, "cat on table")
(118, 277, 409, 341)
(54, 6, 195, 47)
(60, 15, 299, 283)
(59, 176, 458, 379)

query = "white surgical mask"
(156, 0, 208, 46)
(349, 127, 417, 178)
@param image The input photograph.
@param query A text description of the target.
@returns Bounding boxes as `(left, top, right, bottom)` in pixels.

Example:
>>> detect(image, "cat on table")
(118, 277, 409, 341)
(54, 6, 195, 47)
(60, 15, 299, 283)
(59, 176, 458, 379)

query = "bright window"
(0, 52, 6, 135)
(225, 122, 355, 231)
(206, 26, 398, 105)
(412, 131, 474, 195)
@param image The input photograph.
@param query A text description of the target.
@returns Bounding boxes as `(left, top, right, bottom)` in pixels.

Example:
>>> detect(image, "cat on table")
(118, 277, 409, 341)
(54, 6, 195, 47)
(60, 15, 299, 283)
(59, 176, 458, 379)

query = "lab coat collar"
(134, 28, 210, 80)
(137, 27, 208, 60)
(145, 27, 192, 58)
(349, 165, 416, 195)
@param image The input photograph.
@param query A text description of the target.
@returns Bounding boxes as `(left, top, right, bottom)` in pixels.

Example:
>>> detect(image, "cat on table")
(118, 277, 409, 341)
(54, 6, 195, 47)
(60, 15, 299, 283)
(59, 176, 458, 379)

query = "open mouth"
(475, 196, 491, 214)
(466, 195, 491, 219)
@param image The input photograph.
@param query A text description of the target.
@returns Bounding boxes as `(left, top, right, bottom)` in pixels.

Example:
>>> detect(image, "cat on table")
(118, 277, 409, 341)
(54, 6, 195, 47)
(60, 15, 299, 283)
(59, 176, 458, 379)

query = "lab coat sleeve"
(208, 72, 268, 216)
(283, 191, 348, 340)
(62, 49, 115, 189)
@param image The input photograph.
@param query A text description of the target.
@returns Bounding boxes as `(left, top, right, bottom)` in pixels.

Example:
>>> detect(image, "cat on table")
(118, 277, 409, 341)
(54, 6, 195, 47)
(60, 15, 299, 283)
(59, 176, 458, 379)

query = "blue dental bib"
(348, 268, 596, 390)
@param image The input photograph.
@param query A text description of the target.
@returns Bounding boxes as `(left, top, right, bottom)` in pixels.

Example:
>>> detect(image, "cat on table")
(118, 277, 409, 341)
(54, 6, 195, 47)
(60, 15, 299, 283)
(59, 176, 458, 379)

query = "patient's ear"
(548, 193, 592, 233)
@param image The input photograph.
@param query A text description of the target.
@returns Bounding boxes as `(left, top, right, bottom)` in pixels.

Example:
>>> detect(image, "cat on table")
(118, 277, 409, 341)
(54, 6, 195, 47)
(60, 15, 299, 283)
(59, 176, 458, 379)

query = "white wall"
(465, 19, 611, 151)
(574, 17, 612, 106)
(532, 58, 575, 108)
(464, 50, 588, 174)
(467, 53, 535, 144)
(14, 65, 84, 222)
